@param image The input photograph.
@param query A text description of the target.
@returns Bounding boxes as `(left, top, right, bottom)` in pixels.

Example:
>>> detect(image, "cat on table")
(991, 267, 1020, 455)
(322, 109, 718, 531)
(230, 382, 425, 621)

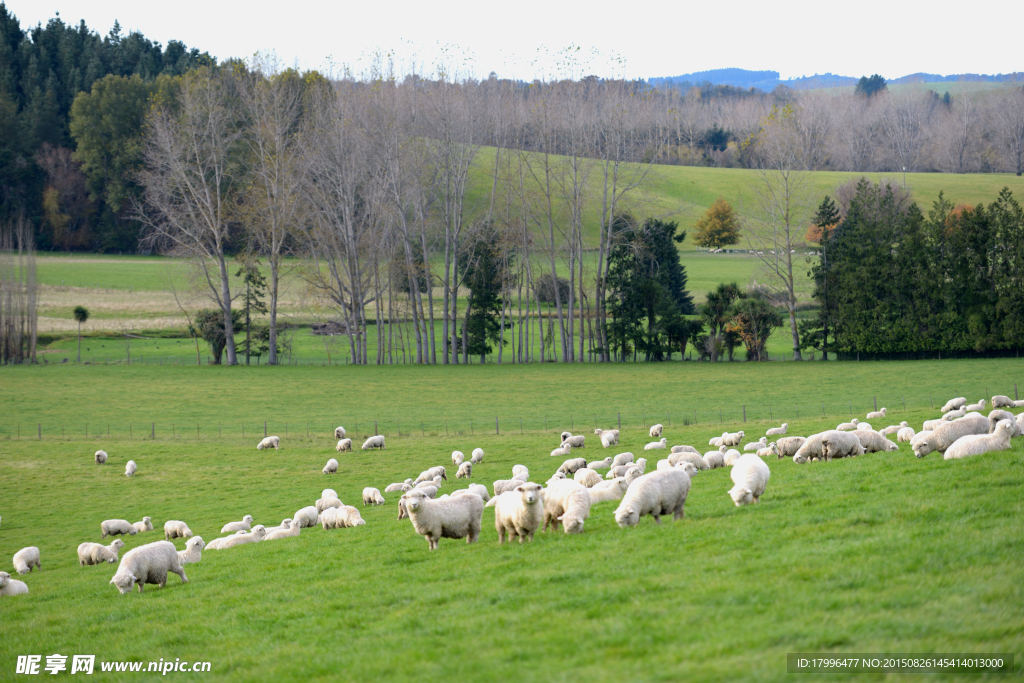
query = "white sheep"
(611, 452, 634, 467)
(853, 430, 899, 453)
(943, 408, 966, 421)
(964, 399, 986, 413)
(209, 525, 267, 549)
(323, 458, 339, 475)
(600, 431, 619, 448)
(95, 450, 107, 464)
(765, 423, 788, 437)
(1018, 412, 1024, 435)
(560, 431, 573, 442)
(561, 435, 585, 449)
(415, 485, 438, 499)
(415, 466, 447, 484)
(941, 397, 967, 413)
(101, 519, 138, 539)
(821, 431, 866, 460)
(0, 571, 29, 596)
(614, 468, 691, 527)
(384, 482, 412, 493)
(756, 443, 779, 458)
(793, 433, 827, 463)
(78, 539, 125, 566)
(452, 484, 490, 502)
(456, 462, 472, 479)
(492, 482, 544, 544)
(866, 408, 887, 420)
(922, 418, 945, 431)
(944, 420, 1015, 460)
(670, 444, 700, 454)
(990, 395, 1014, 408)
(512, 465, 529, 479)
(292, 506, 320, 528)
(322, 488, 338, 499)
(316, 497, 343, 513)
(452, 451, 465, 466)
(256, 436, 280, 450)
(471, 448, 485, 464)
(622, 466, 644, 486)
(649, 423, 664, 438)
(543, 479, 591, 534)
(363, 487, 386, 505)
(607, 464, 638, 479)
(668, 452, 709, 470)
(109, 540, 188, 594)
(334, 426, 347, 439)
(220, 515, 254, 533)
(856, 422, 874, 431)
(203, 532, 246, 550)
(558, 457, 588, 475)
(744, 437, 768, 452)
(836, 419, 859, 431)
(163, 520, 192, 541)
(132, 517, 153, 533)
(125, 460, 136, 477)
(335, 439, 352, 452)
(586, 456, 612, 470)
(322, 506, 365, 528)
(881, 422, 909, 435)
(573, 468, 604, 488)
(728, 454, 771, 506)
(400, 488, 484, 550)
(720, 431, 745, 447)
(492, 479, 527, 496)
(587, 477, 629, 505)
(709, 433, 727, 447)
(262, 519, 292, 535)
(723, 449, 743, 467)
(988, 410, 1022, 436)
(361, 435, 386, 450)
(703, 450, 725, 469)
(775, 436, 807, 458)
(265, 520, 301, 541)
(897, 426, 917, 443)
(177, 537, 206, 564)
(550, 445, 573, 457)
(912, 415, 989, 457)
(644, 438, 668, 451)
(12, 546, 40, 574)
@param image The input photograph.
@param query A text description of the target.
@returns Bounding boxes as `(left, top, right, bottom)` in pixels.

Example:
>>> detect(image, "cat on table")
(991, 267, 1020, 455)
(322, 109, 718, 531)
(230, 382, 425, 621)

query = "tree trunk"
(217, 254, 237, 365)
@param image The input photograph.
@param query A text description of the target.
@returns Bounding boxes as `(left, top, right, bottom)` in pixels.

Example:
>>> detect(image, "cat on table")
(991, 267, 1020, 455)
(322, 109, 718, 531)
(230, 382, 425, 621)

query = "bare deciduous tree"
(994, 86, 1024, 175)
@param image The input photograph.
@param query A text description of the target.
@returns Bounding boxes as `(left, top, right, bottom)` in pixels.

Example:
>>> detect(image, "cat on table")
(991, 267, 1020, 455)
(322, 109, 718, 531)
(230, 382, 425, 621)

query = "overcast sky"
(6, 0, 1020, 81)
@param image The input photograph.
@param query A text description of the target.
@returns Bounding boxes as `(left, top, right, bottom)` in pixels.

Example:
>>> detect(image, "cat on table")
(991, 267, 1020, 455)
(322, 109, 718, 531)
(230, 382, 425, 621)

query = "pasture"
(1, 361, 1022, 681)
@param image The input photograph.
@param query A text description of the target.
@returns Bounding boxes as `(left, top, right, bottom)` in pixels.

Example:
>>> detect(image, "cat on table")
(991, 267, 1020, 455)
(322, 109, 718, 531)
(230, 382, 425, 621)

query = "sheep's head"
(0, 571, 9, 588)
(111, 539, 125, 551)
(242, 515, 253, 525)
(560, 513, 585, 534)
(516, 483, 542, 505)
(679, 462, 697, 476)
(770, 443, 779, 455)
(911, 440, 930, 458)
(110, 572, 138, 595)
(793, 452, 808, 464)
(615, 504, 639, 528)
(402, 490, 428, 513)
(252, 525, 267, 539)
(886, 440, 899, 452)
(128, 527, 137, 535)
(190, 537, 206, 550)
(729, 486, 754, 506)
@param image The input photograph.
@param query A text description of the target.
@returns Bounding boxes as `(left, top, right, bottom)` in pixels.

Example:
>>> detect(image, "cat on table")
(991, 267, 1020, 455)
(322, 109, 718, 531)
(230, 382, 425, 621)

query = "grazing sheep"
(649, 424, 664, 438)
(856, 422, 874, 431)
(492, 483, 545, 544)
(471, 448, 485, 464)
(334, 426, 347, 439)
(991, 395, 1014, 408)
(614, 468, 691, 527)
(95, 450, 107, 464)
(599, 430, 619, 448)
(163, 521, 192, 541)
(456, 462, 472, 479)
(854, 430, 899, 453)
(897, 426, 917, 443)
(644, 438, 668, 451)
(866, 408, 886, 420)
(400, 488, 484, 550)
(964, 399, 986, 413)
(775, 436, 807, 459)
(256, 436, 280, 450)
(756, 443, 779, 458)
(125, 460, 136, 477)
(944, 420, 1015, 460)
(220, 515, 254, 533)
(720, 431, 745, 447)
(327, 506, 366, 528)
(384, 482, 412, 493)
(361, 435, 386, 450)
(573, 468, 604, 488)
(177, 537, 206, 564)
(78, 539, 125, 566)
(550, 445, 573, 457)
(316, 497, 343, 514)
(322, 488, 338, 499)
(362, 487, 386, 506)
(560, 431, 573, 443)
(323, 458, 339, 475)
(265, 520, 301, 541)
(669, 452, 709, 470)
(543, 479, 591, 534)
(744, 437, 768, 452)
(723, 449, 743, 467)
(836, 419, 859, 431)
(109, 541, 188, 594)
(512, 465, 529, 479)
(101, 519, 138, 539)
(941, 397, 967, 413)
(587, 478, 629, 504)
(912, 415, 989, 457)
(12, 546, 40, 574)
(210, 525, 267, 549)
(612, 452, 635, 467)
(558, 457, 588, 475)
(292, 506, 320, 528)
(335, 439, 352, 452)
(728, 454, 771, 506)
(492, 479, 527, 496)
(587, 456, 613, 470)
(452, 451, 465, 466)
(670, 445, 700, 455)
(703, 450, 725, 469)
(132, 517, 153, 533)
(988, 410, 1022, 436)
(821, 430, 866, 460)
(0, 571, 29, 596)
(765, 423, 788, 437)
(561, 435, 586, 449)
(793, 433, 827, 463)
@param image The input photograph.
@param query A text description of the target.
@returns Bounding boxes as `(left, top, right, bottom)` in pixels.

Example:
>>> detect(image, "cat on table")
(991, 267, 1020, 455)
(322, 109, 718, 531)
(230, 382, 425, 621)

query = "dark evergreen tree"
(459, 224, 511, 363)
(854, 74, 887, 97)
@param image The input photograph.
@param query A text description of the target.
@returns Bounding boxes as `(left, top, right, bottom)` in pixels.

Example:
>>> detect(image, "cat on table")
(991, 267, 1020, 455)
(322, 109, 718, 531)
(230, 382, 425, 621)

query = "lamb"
(587, 456, 613, 470)
(670, 445, 700, 455)
(265, 520, 301, 541)
(12, 546, 40, 574)
(512, 465, 529, 479)
(456, 462, 472, 479)
(607, 463, 639, 479)
(471, 448, 485, 464)
(728, 454, 771, 506)
(263, 519, 292, 535)
(322, 458, 339, 475)
(492, 479, 527, 496)
(941, 397, 967, 413)
(416, 479, 442, 493)
(881, 421, 909, 435)
(452, 451, 465, 466)
(220, 515, 254, 533)
(400, 488, 484, 550)
(573, 468, 604, 488)
(720, 431, 745, 447)
(558, 457, 588, 475)
(125, 460, 136, 477)
(163, 520, 192, 541)
(560, 435, 586, 449)
(0, 571, 29, 596)
(334, 426, 347, 439)
(176, 537, 206, 564)
(109, 541, 188, 594)
(132, 517, 153, 533)
(101, 519, 138, 539)
(362, 487, 386, 506)
(614, 468, 691, 527)
(991, 395, 1015, 408)
(644, 438, 668, 451)
(944, 420, 1015, 460)
(669, 451, 709, 470)
(744, 437, 768, 452)
(322, 506, 365, 528)
(649, 424, 664, 438)
(384, 482, 412, 493)
(361, 435, 386, 450)
(866, 408, 886, 420)
(292, 506, 320, 528)
(315, 497, 343, 513)
(611, 452, 634, 467)
(543, 479, 591, 534)
(723, 449, 743, 467)
(964, 399, 986, 413)
(836, 419, 859, 431)
(765, 423, 788, 437)
(988, 409, 1022, 436)
(95, 450, 107, 464)
(911, 415, 989, 457)
(623, 466, 644, 486)
(703, 450, 725, 469)
(203, 532, 245, 550)
(897, 426, 917, 443)
(756, 443, 779, 458)
(599, 430, 619, 448)
(821, 430, 865, 460)
(793, 433, 827, 463)
(209, 525, 267, 549)
(492, 482, 544, 544)
(335, 439, 352, 452)
(256, 436, 280, 450)
(853, 429, 899, 453)
(587, 477, 629, 505)
(78, 539, 125, 566)
(775, 436, 807, 458)
(550, 445, 573, 457)
(856, 422, 874, 431)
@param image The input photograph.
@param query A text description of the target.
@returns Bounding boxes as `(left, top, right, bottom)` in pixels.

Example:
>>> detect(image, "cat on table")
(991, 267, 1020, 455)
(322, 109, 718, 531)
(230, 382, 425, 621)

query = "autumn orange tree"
(692, 198, 741, 249)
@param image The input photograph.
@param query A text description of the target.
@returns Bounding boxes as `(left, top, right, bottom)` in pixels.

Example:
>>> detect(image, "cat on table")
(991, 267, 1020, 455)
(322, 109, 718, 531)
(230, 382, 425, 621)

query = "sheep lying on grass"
(101, 520, 137, 539)
(670, 445, 700, 455)
(611, 452, 634, 467)
(866, 408, 887, 420)
(451, 484, 490, 502)
(614, 468, 691, 527)
(836, 419, 859, 431)
(965, 399, 986, 413)
(0, 571, 29, 596)
(765, 423, 788, 437)
(943, 420, 1015, 460)
(265, 520, 301, 541)
(573, 468, 603, 488)
(882, 422, 908, 435)
(78, 539, 125, 566)
(744, 437, 767, 452)
(587, 478, 629, 504)
(543, 479, 591, 534)
(491, 483, 544, 544)
(587, 456, 612, 470)
(109, 541, 188, 595)
(854, 430, 899, 453)
(550, 445, 573, 457)
(912, 415, 989, 457)
(256, 436, 280, 450)
(132, 517, 153, 533)
(756, 443, 779, 458)
(728, 454, 771, 506)
(400, 488, 484, 550)
(644, 438, 667, 451)
(220, 515, 253, 533)
(384, 482, 412, 493)
(210, 526, 268, 549)
(263, 519, 292, 535)
(176, 537, 205, 565)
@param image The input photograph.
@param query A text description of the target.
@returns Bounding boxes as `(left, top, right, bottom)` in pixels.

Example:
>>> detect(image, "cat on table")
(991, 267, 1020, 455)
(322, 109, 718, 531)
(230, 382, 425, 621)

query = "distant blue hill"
(648, 68, 1023, 92)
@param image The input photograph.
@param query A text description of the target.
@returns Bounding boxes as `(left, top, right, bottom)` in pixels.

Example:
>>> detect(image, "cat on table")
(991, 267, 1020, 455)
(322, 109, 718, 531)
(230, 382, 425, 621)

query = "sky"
(6, 0, 1021, 82)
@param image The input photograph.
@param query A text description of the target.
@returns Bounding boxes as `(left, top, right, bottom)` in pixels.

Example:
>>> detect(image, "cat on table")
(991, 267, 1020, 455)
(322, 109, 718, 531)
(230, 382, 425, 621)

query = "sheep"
(612, 452, 634, 467)
(400, 488, 484, 550)
(471, 448, 485, 464)
(912, 415, 989, 457)
(560, 431, 573, 443)
(203, 533, 243, 550)
(362, 487, 386, 506)
(709, 433, 727, 447)
(988, 409, 1022, 436)
(560, 435, 586, 449)
(210, 525, 267, 549)
(756, 443, 779, 458)
(492, 479, 527, 496)
(361, 435, 386, 450)
(853, 429, 899, 453)
(322, 488, 338, 499)
(600, 431, 619, 448)
(866, 408, 887, 420)
(132, 517, 153, 533)
(316, 497, 343, 514)
(587, 477, 629, 504)
(335, 439, 352, 452)
(744, 437, 768, 452)
(416, 485, 438, 499)
(101, 519, 138, 539)
(607, 464, 638, 479)
(292, 506, 320, 528)
(320, 458, 339, 475)
(821, 430, 866, 460)
(944, 420, 1015, 460)
(670, 445, 700, 455)
(941, 397, 967, 413)
(220, 515, 254, 533)
(109, 541, 188, 594)
(720, 431, 745, 447)
(176, 537, 206, 564)
(322, 506, 365, 528)
(464, 483, 490, 502)
(649, 424, 664, 438)
(703, 450, 725, 469)
(163, 520, 192, 541)
(775, 436, 807, 458)
(943, 408, 966, 421)
(0, 571, 29, 596)
(897, 426, 917, 443)
(669, 451, 709, 470)
(512, 465, 529, 479)
(416, 478, 442, 493)
(334, 426, 347, 439)
(856, 422, 874, 431)
(125, 460, 136, 477)
(922, 418, 946, 431)
(550, 445, 573, 457)
(452, 451, 465, 466)
(622, 466, 644, 486)
(265, 520, 301, 541)
(573, 468, 604, 488)
(882, 421, 909, 435)
(644, 438, 668, 451)
(614, 468, 691, 527)
(723, 449, 743, 467)
(456, 462, 473, 479)
(728, 454, 771, 506)
(793, 433, 827, 463)
(78, 539, 125, 566)
(587, 456, 613, 470)
(263, 519, 292, 535)
(257, 436, 280, 450)
(964, 399, 986, 413)
(95, 450, 107, 464)
(492, 482, 545, 544)
(384, 482, 412, 493)
(836, 419, 859, 431)
(543, 479, 591, 534)
(765, 423, 788, 437)
(12, 546, 40, 574)
(416, 466, 447, 483)
(558, 457, 588, 475)
(1018, 412, 1024, 435)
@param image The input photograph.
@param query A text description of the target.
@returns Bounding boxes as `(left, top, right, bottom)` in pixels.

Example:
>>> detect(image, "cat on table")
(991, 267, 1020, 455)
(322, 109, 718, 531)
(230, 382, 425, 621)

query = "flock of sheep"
(2, 396, 1022, 598)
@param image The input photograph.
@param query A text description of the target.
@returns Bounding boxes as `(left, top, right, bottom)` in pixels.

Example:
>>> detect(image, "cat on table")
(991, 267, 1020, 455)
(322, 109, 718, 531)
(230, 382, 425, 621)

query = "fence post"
(151, 423, 155, 439)
(796, 406, 799, 418)
(743, 405, 746, 422)
(496, 417, 499, 435)
(38, 423, 41, 439)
